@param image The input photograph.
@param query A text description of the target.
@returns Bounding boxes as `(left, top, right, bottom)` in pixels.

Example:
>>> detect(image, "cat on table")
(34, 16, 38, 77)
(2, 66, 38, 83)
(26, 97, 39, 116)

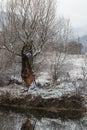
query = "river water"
(0, 107, 87, 130)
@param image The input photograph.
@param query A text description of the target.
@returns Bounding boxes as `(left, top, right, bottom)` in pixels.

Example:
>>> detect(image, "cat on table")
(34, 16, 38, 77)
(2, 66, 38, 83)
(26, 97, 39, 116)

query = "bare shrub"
(50, 51, 67, 83)
(0, 50, 13, 86)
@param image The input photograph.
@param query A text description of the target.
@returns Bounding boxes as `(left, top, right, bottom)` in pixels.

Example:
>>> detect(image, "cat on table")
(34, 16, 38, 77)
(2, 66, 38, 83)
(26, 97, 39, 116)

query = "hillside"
(74, 26, 87, 37)
(80, 35, 87, 46)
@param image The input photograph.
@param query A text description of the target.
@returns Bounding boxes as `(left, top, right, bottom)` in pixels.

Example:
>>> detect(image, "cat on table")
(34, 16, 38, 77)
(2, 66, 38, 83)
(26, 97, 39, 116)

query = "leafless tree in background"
(49, 17, 72, 83)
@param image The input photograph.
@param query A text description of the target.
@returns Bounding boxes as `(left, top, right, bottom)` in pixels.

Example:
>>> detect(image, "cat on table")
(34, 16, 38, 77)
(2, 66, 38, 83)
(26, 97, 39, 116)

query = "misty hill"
(79, 35, 87, 53)
(80, 35, 87, 46)
(74, 26, 87, 37)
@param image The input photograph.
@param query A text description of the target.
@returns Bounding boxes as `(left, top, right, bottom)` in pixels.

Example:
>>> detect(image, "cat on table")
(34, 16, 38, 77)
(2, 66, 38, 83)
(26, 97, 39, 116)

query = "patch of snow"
(11, 75, 22, 82)
(36, 72, 51, 86)
(0, 81, 76, 100)
(0, 84, 24, 98)
(64, 55, 87, 80)
(29, 82, 75, 99)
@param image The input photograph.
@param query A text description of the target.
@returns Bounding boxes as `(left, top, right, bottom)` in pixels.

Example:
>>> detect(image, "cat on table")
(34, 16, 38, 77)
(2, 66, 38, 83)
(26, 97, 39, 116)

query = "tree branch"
(3, 44, 21, 57)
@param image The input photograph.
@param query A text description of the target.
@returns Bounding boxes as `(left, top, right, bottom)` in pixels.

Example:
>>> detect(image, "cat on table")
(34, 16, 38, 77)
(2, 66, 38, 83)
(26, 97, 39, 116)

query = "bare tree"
(0, 0, 56, 59)
(0, 0, 72, 87)
(48, 17, 72, 83)
(0, 0, 57, 86)
(0, 0, 72, 63)
(54, 17, 72, 52)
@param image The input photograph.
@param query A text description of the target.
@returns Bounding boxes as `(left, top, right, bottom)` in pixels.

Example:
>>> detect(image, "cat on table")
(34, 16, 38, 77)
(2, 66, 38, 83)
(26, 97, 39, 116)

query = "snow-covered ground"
(0, 82, 76, 99)
(0, 55, 87, 102)
(35, 54, 87, 84)
(65, 55, 87, 79)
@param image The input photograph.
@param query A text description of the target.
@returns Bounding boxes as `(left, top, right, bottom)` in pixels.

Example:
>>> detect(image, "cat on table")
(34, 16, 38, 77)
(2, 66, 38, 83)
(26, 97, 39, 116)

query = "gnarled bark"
(21, 44, 33, 88)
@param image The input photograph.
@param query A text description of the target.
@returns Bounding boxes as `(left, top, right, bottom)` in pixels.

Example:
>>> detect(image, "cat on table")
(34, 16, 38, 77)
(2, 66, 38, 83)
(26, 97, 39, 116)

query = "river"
(0, 107, 87, 130)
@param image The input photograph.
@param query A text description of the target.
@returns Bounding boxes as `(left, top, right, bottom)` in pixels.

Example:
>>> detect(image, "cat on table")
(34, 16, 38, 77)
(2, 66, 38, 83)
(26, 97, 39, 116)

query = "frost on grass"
(0, 82, 79, 100)
(66, 56, 86, 79)
(29, 82, 75, 99)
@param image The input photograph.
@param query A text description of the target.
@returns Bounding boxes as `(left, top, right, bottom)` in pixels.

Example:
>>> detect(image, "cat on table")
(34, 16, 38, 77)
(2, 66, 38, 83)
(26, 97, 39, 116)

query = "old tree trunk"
(21, 43, 34, 89)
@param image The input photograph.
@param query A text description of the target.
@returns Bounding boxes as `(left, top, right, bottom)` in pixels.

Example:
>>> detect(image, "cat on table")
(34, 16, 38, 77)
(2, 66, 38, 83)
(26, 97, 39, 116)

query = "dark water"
(0, 108, 87, 130)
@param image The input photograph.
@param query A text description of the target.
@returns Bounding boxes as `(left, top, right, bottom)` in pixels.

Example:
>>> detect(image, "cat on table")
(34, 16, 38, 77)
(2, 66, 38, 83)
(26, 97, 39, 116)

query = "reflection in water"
(21, 119, 33, 130)
(21, 119, 36, 130)
(0, 109, 87, 130)
(34, 116, 87, 130)
(0, 110, 27, 130)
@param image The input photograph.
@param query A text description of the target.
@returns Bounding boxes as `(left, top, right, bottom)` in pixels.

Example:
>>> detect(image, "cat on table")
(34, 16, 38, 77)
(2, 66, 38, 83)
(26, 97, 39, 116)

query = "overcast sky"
(1, 0, 87, 28)
(57, 0, 87, 28)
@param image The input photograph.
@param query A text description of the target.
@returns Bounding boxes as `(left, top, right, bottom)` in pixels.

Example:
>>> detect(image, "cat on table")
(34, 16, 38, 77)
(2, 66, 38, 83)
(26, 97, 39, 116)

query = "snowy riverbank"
(0, 55, 87, 111)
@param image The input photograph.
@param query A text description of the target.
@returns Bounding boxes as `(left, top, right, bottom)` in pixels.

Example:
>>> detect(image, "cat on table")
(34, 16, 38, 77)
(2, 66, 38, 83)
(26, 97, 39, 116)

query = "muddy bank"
(0, 92, 86, 114)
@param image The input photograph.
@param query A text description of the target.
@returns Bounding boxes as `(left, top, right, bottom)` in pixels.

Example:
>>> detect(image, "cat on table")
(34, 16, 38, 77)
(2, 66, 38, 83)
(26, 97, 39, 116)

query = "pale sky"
(57, 0, 87, 28)
(1, 0, 87, 28)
